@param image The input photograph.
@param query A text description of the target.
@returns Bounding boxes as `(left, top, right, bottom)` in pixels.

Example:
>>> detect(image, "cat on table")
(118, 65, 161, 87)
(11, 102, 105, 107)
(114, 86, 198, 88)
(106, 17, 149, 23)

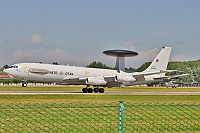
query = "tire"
(99, 88, 104, 93)
(94, 88, 99, 93)
(87, 88, 93, 93)
(22, 83, 27, 87)
(82, 88, 87, 93)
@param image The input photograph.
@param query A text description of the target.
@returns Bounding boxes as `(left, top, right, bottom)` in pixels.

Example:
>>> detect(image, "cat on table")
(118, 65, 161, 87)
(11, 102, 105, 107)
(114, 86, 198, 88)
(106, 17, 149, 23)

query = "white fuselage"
(4, 63, 163, 87)
(6, 63, 118, 81)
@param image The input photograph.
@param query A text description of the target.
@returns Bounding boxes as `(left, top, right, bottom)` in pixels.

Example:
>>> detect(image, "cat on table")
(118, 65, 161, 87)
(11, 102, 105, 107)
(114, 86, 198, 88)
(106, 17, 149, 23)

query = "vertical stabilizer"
(143, 47, 172, 73)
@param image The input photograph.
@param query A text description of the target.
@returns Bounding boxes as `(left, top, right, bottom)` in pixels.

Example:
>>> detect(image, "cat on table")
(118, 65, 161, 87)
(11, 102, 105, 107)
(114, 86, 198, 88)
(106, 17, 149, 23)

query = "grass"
(0, 103, 199, 132)
(0, 85, 199, 92)
(0, 86, 82, 92)
(0, 86, 199, 132)
(0, 86, 199, 103)
(0, 94, 199, 103)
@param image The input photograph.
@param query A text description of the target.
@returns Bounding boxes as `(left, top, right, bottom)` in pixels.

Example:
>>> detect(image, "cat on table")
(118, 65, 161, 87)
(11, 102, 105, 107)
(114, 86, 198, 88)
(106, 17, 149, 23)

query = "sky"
(0, 0, 200, 68)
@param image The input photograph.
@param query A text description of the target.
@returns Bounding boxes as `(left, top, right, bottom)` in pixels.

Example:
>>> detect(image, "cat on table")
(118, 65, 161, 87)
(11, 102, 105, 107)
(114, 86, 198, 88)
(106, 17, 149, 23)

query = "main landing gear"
(82, 87, 105, 93)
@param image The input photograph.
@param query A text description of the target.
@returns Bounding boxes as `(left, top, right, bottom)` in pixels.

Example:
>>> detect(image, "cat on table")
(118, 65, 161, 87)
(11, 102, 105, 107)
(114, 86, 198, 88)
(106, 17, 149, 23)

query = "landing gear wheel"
(87, 88, 93, 93)
(99, 88, 105, 93)
(22, 83, 27, 87)
(94, 88, 99, 93)
(82, 88, 87, 93)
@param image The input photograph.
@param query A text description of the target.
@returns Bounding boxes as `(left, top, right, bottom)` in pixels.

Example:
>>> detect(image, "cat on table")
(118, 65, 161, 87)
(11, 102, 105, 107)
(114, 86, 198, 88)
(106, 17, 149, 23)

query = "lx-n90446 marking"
(4, 47, 188, 93)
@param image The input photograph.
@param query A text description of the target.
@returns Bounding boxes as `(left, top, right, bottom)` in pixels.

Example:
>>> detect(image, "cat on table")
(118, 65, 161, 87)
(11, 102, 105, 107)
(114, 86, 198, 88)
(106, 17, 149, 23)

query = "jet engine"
(86, 77, 107, 85)
(115, 75, 136, 82)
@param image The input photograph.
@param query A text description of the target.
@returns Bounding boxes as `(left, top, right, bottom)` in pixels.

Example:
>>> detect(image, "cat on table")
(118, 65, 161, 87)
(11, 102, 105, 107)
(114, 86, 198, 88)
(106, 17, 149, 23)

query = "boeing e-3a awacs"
(3, 46, 188, 93)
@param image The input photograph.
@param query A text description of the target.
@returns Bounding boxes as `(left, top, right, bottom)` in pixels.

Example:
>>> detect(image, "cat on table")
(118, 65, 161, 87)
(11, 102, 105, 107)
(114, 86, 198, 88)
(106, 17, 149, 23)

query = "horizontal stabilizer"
(154, 74, 189, 80)
(160, 70, 177, 73)
(133, 70, 176, 77)
(167, 74, 189, 79)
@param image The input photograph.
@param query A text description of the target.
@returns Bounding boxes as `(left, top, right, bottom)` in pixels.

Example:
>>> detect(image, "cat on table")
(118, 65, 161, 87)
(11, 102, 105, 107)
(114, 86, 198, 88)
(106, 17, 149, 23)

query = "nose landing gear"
(22, 83, 27, 87)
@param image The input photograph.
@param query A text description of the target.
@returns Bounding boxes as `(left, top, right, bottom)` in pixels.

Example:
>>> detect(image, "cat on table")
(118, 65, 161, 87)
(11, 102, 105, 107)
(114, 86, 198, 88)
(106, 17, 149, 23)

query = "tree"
(53, 62, 59, 65)
(3, 64, 10, 69)
(87, 61, 113, 69)
(136, 62, 151, 72)
(125, 67, 136, 72)
(167, 60, 200, 82)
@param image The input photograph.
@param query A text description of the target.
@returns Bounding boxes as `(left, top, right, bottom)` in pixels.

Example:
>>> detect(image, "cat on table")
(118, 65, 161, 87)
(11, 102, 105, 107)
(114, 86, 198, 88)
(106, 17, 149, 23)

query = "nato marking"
(49, 71, 58, 74)
(65, 72, 73, 76)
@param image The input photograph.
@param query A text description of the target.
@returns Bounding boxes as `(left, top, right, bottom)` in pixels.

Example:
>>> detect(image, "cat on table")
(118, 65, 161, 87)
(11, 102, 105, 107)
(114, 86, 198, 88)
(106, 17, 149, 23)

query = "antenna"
(103, 50, 138, 71)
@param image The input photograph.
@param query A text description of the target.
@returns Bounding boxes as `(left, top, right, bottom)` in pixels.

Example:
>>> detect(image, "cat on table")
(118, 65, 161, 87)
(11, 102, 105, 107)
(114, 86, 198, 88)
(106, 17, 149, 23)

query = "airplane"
(165, 81, 179, 88)
(3, 46, 188, 93)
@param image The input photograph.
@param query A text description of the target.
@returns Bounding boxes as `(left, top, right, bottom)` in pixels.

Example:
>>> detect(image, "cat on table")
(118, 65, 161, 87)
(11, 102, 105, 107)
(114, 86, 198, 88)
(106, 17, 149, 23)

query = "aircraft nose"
(3, 69, 10, 74)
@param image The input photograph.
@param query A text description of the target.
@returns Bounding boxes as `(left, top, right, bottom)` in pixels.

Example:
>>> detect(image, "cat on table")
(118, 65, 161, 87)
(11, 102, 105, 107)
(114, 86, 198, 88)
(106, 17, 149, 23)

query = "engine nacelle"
(86, 78, 107, 85)
(115, 75, 136, 82)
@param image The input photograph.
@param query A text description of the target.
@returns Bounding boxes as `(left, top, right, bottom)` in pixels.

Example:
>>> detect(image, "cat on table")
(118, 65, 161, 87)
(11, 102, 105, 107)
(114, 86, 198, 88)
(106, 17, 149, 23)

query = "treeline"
(167, 60, 200, 82)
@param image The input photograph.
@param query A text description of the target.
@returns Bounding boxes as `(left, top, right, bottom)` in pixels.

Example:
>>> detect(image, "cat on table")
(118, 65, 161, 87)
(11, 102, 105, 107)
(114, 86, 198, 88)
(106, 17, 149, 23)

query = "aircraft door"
(24, 64, 30, 76)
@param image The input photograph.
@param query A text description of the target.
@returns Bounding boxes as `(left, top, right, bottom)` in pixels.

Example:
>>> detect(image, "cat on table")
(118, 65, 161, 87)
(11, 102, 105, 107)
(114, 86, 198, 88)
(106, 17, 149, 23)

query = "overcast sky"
(0, 0, 199, 68)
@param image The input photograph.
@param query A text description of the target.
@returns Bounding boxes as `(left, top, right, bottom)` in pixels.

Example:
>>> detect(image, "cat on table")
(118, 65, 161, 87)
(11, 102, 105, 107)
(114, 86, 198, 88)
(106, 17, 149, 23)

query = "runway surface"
(0, 91, 199, 95)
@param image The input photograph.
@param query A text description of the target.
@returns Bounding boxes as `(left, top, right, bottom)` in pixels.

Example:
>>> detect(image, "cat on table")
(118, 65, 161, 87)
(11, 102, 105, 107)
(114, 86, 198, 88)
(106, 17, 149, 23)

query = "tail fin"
(143, 46, 172, 73)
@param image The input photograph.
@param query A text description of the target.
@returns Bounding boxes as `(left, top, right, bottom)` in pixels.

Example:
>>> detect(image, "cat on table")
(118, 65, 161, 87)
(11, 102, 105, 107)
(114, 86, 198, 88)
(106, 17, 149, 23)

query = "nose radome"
(3, 69, 10, 74)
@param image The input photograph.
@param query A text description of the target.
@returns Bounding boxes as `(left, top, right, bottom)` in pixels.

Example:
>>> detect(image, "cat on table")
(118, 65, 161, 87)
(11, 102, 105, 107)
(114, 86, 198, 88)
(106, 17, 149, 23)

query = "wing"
(133, 70, 177, 77)
(62, 76, 86, 85)
(62, 75, 118, 86)
(153, 74, 189, 80)
(132, 70, 177, 81)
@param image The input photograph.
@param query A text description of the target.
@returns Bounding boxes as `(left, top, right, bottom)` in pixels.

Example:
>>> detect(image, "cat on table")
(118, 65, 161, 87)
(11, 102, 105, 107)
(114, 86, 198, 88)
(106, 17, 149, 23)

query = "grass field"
(0, 85, 199, 92)
(0, 86, 199, 132)
(0, 86, 199, 103)
(0, 102, 199, 132)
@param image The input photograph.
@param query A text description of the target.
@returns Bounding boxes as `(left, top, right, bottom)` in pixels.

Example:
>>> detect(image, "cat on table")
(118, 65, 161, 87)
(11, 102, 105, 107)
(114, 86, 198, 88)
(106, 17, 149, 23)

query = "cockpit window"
(10, 65, 18, 68)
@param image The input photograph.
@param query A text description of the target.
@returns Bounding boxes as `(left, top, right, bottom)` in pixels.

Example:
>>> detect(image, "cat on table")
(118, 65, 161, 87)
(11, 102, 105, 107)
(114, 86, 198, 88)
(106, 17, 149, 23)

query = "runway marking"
(0, 91, 199, 95)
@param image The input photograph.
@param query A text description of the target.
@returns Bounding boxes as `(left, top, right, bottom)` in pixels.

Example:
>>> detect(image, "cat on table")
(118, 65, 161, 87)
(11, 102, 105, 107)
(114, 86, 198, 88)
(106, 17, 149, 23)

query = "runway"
(0, 91, 199, 95)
